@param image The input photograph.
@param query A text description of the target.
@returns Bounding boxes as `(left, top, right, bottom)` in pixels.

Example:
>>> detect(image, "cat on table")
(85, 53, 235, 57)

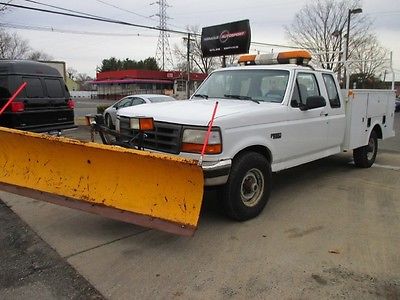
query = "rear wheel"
(353, 130, 378, 168)
(105, 114, 113, 129)
(221, 152, 271, 221)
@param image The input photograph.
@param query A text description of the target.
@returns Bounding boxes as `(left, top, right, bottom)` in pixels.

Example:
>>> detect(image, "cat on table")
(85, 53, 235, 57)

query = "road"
(1, 114, 400, 299)
(73, 98, 114, 118)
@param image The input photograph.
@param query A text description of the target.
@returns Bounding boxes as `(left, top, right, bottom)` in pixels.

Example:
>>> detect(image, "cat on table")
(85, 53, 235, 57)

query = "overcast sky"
(3, 0, 400, 79)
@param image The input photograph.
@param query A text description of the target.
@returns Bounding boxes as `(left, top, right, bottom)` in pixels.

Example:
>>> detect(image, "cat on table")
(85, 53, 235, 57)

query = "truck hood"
(117, 99, 282, 126)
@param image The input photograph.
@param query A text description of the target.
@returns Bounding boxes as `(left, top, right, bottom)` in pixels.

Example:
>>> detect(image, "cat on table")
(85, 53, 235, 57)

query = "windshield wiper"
(192, 94, 209, 99)
(223, 94, 260, 104)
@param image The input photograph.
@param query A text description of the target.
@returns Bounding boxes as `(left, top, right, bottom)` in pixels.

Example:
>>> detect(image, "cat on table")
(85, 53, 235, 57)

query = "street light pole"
(344, 8, 362, 86)
(186, 32, 191, 99)
(332, 29, 343, 85)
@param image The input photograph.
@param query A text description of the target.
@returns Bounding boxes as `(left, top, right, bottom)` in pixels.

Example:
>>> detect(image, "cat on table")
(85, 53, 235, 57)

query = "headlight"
(181, 128, 222, 154)
(129, 117, 154, 131)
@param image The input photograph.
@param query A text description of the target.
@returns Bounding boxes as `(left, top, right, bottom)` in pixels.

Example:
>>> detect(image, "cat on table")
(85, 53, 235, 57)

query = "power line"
(93, 0, 157, 22)
(23, 0, 188, 36)
(2, 2, 322, 54)
(1, 22, 159, 37)
(251, 41, 318, 51)
(93, 0, 187, 32)
(0, 2, 189, 35)
(21, 0, 116, 21)
(1, 0, 12, 11)
(367, 10, 400, 15)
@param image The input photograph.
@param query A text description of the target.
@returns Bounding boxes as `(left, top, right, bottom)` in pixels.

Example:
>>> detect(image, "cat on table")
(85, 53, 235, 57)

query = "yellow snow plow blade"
(0, 127, 204, 236)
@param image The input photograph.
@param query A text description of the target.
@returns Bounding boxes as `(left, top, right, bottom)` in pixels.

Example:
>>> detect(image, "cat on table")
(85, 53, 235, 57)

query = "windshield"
(195, 69, 290, 103)
(148, 96, 175, 103)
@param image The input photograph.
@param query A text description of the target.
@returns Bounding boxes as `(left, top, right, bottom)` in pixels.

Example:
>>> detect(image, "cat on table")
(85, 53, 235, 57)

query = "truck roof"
(0, 60, 62, 77)
(218, 64, 333, 73)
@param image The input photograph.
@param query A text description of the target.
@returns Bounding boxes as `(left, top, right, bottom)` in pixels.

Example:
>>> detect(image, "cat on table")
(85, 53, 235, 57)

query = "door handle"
(320, 111, 328, 117)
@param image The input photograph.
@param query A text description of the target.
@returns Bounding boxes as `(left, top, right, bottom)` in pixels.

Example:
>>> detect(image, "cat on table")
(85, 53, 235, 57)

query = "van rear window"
(23, 77, 44, 98)
(45, 79, 64, 98)
(0, 76, 10, 98)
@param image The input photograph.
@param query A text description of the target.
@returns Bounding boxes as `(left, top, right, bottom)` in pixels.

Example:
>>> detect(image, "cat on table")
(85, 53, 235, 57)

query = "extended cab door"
(321, 73, 346, 149)
(280, 71, 329, 160)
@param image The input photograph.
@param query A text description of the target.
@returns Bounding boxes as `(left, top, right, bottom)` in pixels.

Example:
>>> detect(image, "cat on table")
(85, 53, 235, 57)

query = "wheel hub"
(367, 137, 375, 160)
(240, 168, 264, 207)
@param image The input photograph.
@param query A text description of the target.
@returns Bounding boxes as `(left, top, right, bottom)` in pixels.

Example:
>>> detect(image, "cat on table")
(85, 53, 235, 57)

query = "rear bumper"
(202, 160, 231, 186)
(15, 122, 77, 133)
(0, 109, 75, 133)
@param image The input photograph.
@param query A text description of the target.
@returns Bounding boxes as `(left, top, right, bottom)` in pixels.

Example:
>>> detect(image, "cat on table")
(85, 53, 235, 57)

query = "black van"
(0, 60, 76, 133)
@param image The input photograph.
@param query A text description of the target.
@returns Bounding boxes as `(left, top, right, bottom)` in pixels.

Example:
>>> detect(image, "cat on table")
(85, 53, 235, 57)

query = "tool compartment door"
(343, 89, 395, 150)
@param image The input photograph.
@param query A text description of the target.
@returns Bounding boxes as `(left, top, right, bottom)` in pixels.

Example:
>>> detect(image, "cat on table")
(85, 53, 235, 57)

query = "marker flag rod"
(198, 101, 219, 166)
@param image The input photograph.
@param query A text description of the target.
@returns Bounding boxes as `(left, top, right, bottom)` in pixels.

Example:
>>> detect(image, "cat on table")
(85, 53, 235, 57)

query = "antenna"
(151, 0, 174, 70)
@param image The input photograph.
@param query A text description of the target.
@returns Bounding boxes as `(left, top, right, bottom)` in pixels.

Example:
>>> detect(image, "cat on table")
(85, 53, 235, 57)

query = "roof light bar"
(238, 50, 312, 66)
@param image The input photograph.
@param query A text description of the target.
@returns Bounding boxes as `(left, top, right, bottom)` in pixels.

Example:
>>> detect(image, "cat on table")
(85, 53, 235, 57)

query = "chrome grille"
(119, 117, 182, 154)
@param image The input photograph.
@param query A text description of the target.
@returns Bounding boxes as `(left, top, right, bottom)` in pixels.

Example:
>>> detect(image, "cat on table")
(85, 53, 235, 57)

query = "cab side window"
(323, 74, 340, 108)
(291, 73, 320, 107)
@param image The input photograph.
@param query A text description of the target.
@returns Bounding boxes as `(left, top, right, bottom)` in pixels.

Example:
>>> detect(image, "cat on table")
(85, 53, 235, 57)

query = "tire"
(353, 130, 378, 168)
(221, 152, 272, 221)
(105, 114, 113, 129)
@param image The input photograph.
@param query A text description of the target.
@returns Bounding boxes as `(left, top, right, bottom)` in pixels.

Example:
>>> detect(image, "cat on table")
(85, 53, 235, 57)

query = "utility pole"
(153, 0, 173, 70)
(184, 33, 195, 99)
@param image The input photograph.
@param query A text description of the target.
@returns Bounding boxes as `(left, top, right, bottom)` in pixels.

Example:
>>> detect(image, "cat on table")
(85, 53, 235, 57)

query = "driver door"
(278, 72, 329, 161)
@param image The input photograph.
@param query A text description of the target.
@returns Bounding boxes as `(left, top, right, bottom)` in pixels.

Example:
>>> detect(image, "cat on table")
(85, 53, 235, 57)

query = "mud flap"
(0, 127, 204, 236)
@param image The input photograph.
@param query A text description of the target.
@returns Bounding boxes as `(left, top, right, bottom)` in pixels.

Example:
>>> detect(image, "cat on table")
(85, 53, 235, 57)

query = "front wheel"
(105, 114, 114, 129)
(353, 130, 378, 168)
(221, 152, 271, 221)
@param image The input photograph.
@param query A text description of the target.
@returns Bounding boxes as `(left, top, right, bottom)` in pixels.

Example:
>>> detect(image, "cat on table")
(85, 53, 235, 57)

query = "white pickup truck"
(114, 50, 396, 221)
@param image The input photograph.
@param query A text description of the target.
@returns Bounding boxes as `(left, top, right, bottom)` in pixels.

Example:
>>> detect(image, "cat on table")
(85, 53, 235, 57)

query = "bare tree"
(351, 34, 388, 78)
(284, 0, 375, 72)
(75, 73, 93, 91)
(0, 1, 12, 15)
(173, 26, 218, 74)
(67, 67, 77, 80)
(0, 29, 30, 59)
(27, 50, 53, 61)
(218, 55, 238, 67)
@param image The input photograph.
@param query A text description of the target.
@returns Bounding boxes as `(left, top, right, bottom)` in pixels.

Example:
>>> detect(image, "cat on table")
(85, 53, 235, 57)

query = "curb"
(74, 117, 87, 126)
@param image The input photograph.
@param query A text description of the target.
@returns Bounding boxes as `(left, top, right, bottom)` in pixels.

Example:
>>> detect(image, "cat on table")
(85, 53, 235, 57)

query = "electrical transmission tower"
(153, 0, 174, 70)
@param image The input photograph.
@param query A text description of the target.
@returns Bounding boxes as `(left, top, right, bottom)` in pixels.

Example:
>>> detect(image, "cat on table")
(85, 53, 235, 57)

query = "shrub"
(97, 105, 108, 114)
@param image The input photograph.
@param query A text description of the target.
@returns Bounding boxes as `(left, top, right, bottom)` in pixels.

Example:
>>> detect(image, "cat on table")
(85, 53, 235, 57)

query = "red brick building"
(90, 69, 207, 100)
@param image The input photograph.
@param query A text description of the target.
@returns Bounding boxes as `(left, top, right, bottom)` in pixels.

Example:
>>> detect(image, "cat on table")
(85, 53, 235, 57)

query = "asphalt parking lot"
(1, 113, 399, 299)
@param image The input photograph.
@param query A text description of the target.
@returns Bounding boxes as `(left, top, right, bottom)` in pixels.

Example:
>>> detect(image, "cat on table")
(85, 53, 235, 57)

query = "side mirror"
(300, 96, 326, 111)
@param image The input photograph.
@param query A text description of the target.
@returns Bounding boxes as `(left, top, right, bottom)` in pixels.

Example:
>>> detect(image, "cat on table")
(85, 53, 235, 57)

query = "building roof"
(93, 69, 207, 84)
(90, 78, 174, 85)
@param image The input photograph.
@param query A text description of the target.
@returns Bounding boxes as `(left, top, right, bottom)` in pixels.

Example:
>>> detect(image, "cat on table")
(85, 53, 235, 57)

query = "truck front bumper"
(91, 119, 231, 186)
(202, 160, 231, 186)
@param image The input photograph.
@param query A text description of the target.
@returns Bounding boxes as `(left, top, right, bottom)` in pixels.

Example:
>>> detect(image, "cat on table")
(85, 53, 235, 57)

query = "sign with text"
(201, 20, 251, 58)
